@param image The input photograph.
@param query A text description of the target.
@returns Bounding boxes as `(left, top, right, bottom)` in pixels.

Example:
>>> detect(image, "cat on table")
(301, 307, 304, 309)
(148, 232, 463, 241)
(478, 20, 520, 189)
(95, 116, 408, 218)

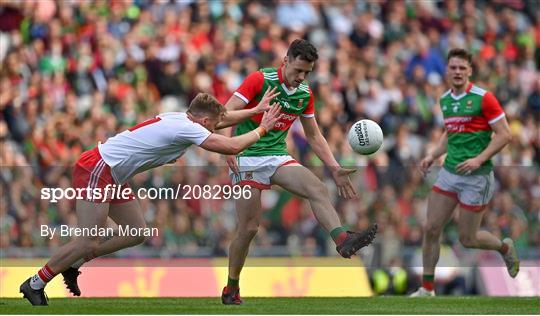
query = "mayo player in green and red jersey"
(411, 48, 519, 297)
(220, 39, 378, 305)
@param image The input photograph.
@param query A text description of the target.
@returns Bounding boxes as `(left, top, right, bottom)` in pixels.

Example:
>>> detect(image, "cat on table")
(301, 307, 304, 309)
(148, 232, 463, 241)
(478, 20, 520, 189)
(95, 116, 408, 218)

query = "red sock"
(422, 274, 434, 291)
(335, 232, 347, 246)
(37, 264, 57, 283)
(500, 241, 509, 254)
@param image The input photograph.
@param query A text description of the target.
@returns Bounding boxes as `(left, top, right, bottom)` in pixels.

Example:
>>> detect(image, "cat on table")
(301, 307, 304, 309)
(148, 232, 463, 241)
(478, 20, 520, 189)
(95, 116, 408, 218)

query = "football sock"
(330, 226, 348, 245)
(499, 240, 509, 255)
(422, 274, 434, 291)
(227, 276, 239, 290)
(30, 265, 56, 290)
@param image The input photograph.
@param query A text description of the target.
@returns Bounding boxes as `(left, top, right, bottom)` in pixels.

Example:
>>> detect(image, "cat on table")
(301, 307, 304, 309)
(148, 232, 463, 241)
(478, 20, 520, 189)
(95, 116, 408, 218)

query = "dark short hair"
(447, 48, 473, 65)
(187, 93, 226, 119)
(287, 39, 319, 63)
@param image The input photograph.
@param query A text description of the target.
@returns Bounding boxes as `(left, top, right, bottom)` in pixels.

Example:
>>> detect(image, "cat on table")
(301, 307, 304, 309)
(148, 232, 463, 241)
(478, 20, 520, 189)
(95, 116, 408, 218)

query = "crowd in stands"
(1, 0, 539, 266)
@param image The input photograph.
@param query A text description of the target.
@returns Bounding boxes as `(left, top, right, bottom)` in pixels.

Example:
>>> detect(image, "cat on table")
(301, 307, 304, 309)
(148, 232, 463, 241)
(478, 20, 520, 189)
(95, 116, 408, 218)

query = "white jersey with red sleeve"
(97, 112, 211, 184)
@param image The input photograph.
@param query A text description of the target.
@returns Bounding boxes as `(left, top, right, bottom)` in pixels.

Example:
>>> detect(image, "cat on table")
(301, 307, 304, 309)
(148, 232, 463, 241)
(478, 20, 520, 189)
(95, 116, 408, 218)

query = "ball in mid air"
(347, 120, 383, 155)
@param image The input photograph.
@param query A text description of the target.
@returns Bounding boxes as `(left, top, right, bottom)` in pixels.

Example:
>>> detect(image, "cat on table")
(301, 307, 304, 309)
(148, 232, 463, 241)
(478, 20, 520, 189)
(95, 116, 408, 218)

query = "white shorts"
(433, 167, 495, 212)
(229, 155, 298, 190)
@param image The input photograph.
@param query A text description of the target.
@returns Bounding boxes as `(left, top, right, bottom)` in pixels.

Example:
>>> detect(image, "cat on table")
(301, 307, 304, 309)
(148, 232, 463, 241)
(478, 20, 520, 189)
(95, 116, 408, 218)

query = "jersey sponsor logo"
(273, 113, 298, 130)
(444, 117, 473, 123)
(444, 116, 490, 133)
(280, 113, 297, 121)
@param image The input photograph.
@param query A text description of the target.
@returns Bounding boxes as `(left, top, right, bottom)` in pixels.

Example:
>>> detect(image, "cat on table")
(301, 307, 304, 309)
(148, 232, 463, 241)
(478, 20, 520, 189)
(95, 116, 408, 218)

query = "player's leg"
(89, 199, 147, 257)
(457, 207, 519, 277)
(20, 200, 109, 305)
(270, 163, 340, 230)
(223, 187, 263, 305)
(457, 208, 501, 250)
(270, 163, 377, 257)
(456, 171, 519, 277)
(63, 199, 146, 296)
(411, 190, 458, 296)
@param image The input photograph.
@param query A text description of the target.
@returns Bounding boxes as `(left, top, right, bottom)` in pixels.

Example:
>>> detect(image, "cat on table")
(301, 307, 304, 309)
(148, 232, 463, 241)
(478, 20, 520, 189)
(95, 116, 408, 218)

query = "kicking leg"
(223, 187, 263, 305)
(270, 163, 377, 257)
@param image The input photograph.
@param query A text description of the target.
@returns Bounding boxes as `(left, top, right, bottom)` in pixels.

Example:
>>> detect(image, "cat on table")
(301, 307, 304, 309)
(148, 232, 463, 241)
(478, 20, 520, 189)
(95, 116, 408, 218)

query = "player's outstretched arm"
(216, 87, 279, 129)
(455, 118, 511, 174)
(300, 116, 357, 199)
(200, 103, 281, 155)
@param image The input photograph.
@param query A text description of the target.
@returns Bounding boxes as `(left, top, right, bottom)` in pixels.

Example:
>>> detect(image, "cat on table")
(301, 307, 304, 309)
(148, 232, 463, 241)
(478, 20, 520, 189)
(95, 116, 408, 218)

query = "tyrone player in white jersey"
(20, 91, 282, 306)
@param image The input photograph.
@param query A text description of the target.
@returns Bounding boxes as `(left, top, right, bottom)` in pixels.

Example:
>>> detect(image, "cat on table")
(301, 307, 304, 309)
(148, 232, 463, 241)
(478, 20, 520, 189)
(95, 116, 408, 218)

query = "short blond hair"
(187, 93, 226, 119)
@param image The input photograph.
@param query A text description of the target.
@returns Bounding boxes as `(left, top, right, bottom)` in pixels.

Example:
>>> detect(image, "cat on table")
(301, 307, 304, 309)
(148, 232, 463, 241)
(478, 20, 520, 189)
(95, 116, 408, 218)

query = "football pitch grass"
(1, 297, 538, 314)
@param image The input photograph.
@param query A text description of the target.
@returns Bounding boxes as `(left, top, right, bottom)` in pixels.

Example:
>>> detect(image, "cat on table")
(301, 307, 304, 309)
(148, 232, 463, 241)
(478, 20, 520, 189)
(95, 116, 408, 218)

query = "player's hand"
(259, 102, 281, 131)
(419, 154, 434, 177)
(253, 87, 280, 114)
(331, 168, 357, 199)
(456, 157, 483, 175)
(226, 155, 239, 175)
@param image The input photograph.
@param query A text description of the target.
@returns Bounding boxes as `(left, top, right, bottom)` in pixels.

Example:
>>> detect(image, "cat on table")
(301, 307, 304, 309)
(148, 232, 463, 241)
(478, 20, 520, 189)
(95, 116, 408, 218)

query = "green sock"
(423, 274, 434, 282)
(330, 226, 348, 242)
(227, 276, 239, 288)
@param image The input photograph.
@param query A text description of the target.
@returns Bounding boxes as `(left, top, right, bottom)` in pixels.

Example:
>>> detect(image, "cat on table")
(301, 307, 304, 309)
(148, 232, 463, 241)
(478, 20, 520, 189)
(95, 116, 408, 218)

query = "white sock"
(29, 274, 46, 290)
(71, 258, 85, 269)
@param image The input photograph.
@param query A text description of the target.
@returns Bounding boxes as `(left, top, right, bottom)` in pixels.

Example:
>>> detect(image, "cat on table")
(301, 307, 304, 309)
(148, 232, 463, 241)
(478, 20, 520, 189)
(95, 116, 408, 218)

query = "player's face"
(284, 56, 314, 88)
(447, 57, 472, 89)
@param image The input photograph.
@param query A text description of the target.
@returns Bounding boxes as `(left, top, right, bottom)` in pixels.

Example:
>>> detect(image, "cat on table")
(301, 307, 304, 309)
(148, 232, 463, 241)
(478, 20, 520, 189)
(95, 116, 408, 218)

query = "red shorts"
(72, 147, 135, 204)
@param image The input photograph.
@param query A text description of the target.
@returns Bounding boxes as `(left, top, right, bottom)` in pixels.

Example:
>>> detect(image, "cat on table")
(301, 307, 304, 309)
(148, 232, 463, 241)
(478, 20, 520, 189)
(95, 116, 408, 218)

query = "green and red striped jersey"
(440, 83, 505, 175)
(233, 67, 315, 156)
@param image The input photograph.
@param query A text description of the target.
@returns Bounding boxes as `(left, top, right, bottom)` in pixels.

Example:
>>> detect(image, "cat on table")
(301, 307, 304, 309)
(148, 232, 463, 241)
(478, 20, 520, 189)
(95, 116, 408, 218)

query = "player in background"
(20, 91, 282, 306)
(411, 48, 519, 297)
(220, 39, 378, 305)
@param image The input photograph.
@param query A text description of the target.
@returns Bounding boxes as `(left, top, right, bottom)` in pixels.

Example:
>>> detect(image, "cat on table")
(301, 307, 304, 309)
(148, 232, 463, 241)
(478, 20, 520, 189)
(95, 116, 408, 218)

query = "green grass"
(1, 297, 539, 314)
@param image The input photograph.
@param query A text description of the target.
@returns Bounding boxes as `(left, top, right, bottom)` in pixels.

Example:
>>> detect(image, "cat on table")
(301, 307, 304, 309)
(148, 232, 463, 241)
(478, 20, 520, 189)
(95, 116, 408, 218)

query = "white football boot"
(502, 238, 520, 278)
(410, 287, 436, 297)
